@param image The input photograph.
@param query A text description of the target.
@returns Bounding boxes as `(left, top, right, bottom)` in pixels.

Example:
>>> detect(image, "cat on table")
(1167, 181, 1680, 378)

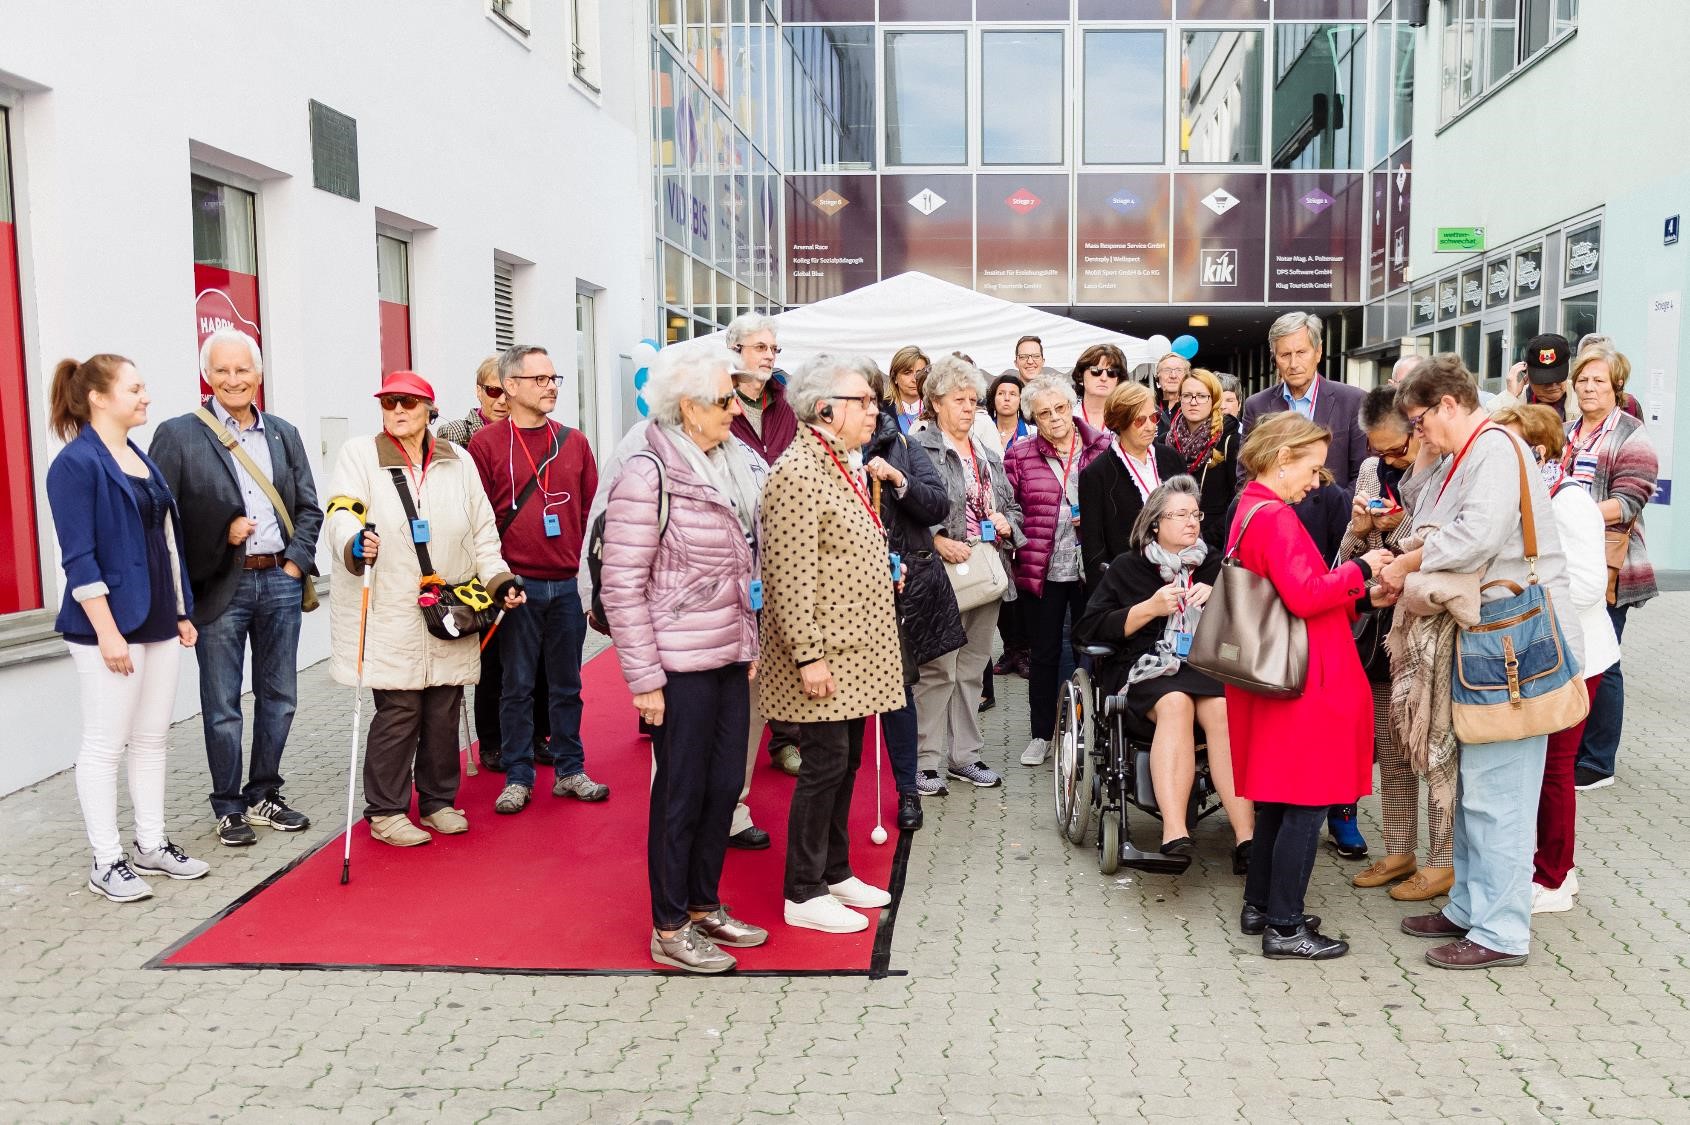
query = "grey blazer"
(149, 409, 323, 625)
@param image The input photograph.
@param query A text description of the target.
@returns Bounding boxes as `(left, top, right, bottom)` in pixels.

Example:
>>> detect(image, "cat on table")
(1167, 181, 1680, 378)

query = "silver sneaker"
(948, 760, 1003, 788)
(494, 783, 532, 814)
(692, 907, 768, 948)
(553, 772, 610, 801)
(131, 839, 210, 880)
(915, 770, 948, 797)
(1020, 738, 1051, 766)
(88, 858, 153, 903)
(650, 922, 737, 973)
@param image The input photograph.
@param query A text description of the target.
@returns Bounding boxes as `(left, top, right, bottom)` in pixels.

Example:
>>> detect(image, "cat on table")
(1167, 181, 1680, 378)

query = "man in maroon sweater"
(468, 344, 606, 814)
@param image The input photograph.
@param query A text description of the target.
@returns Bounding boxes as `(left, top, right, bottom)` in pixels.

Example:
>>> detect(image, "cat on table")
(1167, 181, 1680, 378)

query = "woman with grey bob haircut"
(920, 354, 986, 411)
(786, 353, 862, 423)
(644, 345, 738, 426)
(1129, 474, 1204, 550)
(1019, 372, 1078, 420)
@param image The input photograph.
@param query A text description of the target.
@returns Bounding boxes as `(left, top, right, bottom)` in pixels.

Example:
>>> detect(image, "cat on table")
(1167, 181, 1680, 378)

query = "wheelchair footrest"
(1118, 842, 1193, 875)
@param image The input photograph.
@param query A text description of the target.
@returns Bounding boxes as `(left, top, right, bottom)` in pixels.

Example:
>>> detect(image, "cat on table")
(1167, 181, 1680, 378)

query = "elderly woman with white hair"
(600, 345, 768, 973)
(911, 355, 1023, 794)
(1004, 373, 1113, 766)
(759, 354, 907, 936)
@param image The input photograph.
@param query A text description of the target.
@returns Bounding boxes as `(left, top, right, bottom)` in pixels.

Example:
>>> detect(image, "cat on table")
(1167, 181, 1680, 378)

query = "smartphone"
(1367, 498, 1389, 512)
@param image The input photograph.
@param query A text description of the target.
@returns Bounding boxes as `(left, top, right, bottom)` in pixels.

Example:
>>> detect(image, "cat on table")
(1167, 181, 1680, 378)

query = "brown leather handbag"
(1602, 519, 1635, 606)
(1187, 501, 1309, 699)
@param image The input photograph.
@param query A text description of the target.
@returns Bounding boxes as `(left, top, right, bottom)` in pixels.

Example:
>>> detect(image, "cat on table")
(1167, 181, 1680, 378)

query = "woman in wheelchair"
(1075, 477, 1253, 870)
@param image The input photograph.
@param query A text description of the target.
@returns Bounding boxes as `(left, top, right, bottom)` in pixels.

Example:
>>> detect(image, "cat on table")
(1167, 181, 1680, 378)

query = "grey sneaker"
(650, 922, 737, 973)
(1020, 738, 1051, 766)
(131, 839, 210, 880)
(553, 772, 610, 801)
(494, 783, 532, 814)
(88, 857, 153, 902)
(948, 760, 1003, 788)
(915, 769, 948, 797)
(692, 907, 768, 948)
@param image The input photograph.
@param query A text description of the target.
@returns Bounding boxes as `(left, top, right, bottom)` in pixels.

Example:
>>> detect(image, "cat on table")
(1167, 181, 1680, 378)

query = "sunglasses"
(1087, 367, 1121, 378)
(705, 391, 737, 410)
(378, 394, 428, 411)
(477, 383, 506, 399)
(1132, 413, 1159, 428)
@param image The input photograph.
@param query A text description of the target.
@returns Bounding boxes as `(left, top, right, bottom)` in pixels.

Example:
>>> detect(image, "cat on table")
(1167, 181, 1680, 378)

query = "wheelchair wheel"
(1098, 809, 1121, 876)
(1052, 671, 1084, 842)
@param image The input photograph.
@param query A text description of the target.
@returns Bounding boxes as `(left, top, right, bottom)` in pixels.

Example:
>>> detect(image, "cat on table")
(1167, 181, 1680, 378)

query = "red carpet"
(153, 652, 909, 976)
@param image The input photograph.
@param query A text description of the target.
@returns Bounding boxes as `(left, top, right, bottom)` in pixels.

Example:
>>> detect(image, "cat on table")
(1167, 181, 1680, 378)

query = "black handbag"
(388, 468, 499, 641)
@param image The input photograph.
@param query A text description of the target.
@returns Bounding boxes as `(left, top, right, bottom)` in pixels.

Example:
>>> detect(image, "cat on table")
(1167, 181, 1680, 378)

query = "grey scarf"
(662, 424, 761, 540)
(1126, 539, 1210, 686)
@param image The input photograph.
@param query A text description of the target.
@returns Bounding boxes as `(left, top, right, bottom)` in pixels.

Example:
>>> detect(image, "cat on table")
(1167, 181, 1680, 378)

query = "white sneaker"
(88, 858, 153, 903)
(132, 839, 210, 880)
(827, 875, 891, 908)
(1531, 874, 1577, 914)
(784, 894, 868, 933)
(1021, 738, 1050, 766)
(1565, 869, 1580, 896)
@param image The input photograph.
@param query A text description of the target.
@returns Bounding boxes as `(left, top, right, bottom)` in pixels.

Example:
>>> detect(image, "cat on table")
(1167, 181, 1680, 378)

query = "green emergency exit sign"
(1436, 227, 1485, 252)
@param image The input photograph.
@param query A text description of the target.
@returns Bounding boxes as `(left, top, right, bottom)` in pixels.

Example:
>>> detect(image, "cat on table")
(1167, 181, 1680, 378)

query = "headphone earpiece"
(428, 405, 440, 423)
(819, 404, 834, 422)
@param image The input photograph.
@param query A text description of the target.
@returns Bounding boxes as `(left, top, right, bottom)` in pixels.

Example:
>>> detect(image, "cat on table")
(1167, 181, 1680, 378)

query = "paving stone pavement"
(2, 599, 1689, 1124)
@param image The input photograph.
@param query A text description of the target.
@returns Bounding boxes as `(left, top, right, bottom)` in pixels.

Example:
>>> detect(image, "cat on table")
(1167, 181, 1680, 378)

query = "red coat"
(1223, 481, 1373, 806)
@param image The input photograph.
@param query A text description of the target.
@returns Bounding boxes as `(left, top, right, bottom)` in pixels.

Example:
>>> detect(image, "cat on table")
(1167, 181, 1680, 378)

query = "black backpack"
(586, 449, 669, 635)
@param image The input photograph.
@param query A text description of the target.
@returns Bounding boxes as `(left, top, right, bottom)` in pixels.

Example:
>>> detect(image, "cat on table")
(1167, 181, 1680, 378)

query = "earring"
(1277, 468, 1285, 479)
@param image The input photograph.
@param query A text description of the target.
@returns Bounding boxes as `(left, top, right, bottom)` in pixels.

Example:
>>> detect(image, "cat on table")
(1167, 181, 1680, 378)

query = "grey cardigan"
(912, 424, 1025, 602)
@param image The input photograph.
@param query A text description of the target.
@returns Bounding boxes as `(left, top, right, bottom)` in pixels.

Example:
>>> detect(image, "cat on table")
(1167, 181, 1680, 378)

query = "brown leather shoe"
(1400, 911, 1467, 938)
(1352, 853, 1417, 888)
(1425, 937, 1527, 970)
(1390, 865, 1454, 901)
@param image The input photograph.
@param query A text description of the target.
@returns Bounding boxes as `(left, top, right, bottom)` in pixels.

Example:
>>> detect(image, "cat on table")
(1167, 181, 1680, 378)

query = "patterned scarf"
(1126, 539, 1210, 685)
(1169, 414, 1219, 472)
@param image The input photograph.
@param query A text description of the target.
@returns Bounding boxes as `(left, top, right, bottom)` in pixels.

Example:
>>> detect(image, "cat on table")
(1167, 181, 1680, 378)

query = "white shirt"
(1551, 483, 1620, 676)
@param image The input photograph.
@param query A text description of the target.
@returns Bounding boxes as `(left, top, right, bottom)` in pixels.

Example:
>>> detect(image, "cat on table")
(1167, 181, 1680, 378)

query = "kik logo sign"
(1200, 248, 1238, 287)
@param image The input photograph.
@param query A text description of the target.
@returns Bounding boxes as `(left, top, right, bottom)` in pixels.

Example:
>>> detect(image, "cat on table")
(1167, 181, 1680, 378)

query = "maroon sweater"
(468, 419, 598, 580)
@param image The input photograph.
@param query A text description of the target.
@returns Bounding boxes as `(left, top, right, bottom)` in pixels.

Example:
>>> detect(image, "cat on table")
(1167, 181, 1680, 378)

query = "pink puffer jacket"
(1003, 420, 1111, 598)
(600, 426, 759, 694)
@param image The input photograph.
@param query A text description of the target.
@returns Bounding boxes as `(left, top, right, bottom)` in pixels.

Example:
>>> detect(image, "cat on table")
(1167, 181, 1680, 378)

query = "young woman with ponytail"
(1167, 367, 1240, 552)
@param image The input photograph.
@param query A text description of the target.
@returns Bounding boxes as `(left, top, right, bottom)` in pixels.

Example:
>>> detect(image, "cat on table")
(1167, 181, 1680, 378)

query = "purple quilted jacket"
(600, 425, 759, 694)
(1003, 420, 1111, 598)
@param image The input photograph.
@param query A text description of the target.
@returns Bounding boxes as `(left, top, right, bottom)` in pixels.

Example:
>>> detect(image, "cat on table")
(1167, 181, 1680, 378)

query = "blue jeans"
(195, 567, 303, 818)
(1444, 733, 1548, 955)
(499, 576, 586, 787)
(881, 685, 918, 795)
(1576, 603, 1629, 778)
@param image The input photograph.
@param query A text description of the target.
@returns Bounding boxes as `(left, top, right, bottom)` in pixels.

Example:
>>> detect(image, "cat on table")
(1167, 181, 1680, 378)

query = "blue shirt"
(212, 398, 286, 554)
(1281, 383, 1316, 419)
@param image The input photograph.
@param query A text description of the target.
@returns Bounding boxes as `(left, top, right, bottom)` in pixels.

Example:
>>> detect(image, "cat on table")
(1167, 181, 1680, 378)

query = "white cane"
(870, 712, 888, 846)
(340, 523, 376, 886)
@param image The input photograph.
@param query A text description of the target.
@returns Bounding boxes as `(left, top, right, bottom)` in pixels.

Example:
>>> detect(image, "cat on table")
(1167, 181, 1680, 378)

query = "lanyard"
(1435, 421, 1494, 504)
(1117, 442, 1159, 499)
(959, 438, 988, 517)
(1567, 409, 1617, 459)
(813, 428, 884, 535)
(386, 432, 432, 496)
(509, 420, 559, 501)
(1050, 438, 1079, 501)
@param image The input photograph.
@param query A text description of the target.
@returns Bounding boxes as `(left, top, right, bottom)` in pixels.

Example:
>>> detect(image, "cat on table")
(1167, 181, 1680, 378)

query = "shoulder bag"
(195, 408, 319, 612)
(1450, 434, 1588, 744)
(388, 467, 500, 641)
(1186, 501, 1308, 699)
(943, 444, 1009, 612)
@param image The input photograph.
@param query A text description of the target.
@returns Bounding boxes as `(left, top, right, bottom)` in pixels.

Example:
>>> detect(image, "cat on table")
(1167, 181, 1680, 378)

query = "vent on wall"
(494, 259, 515, 351)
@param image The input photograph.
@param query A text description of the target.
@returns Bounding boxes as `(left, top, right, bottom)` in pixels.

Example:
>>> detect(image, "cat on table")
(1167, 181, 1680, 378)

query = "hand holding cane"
(340, 522, 376, 886)
(479, 575, 524, 654)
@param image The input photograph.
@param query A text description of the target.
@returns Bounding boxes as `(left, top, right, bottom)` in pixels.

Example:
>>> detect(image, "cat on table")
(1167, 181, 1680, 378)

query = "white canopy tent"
(692, 271, 1157, 376)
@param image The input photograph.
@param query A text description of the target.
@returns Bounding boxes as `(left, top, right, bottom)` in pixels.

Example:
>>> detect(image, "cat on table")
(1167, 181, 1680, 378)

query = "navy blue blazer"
(46, 427, 194, 638)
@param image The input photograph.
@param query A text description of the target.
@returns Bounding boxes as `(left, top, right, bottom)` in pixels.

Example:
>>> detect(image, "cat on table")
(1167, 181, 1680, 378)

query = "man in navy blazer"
(1238, 311, 1369, 494)
(149, 329, 322, 848)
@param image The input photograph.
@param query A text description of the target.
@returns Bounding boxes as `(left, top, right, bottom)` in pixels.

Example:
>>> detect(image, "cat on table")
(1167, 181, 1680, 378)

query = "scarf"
(1126, 539, 1210, 686)
(663, 423, 761, 539)
(1168, 414, 1219, 471)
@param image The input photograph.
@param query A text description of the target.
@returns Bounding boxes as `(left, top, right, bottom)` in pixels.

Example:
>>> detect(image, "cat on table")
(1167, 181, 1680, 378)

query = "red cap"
(374, 370, 436, 401)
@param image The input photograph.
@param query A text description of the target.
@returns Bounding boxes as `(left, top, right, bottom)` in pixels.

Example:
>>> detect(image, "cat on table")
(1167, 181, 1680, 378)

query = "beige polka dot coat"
(757, 425, 906, 724)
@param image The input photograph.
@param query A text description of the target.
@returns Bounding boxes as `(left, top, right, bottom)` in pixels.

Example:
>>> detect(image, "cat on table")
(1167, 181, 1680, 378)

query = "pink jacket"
(600, 426, 759, 694)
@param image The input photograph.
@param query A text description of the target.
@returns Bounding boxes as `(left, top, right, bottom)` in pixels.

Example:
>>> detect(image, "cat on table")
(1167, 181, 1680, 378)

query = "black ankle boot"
(1261, 922, 1349, 960)
(1239, 902, 1322, 936)
(897, 792, 923, 831)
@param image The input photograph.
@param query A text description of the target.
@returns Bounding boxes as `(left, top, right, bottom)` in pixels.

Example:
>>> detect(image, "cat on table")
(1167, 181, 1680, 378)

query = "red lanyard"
(814, 429, 884, 534)
(513, 421, 557, 495)
(1567, 410, 1615, 458)
(1284, 377, 1320, 419)
(959, 438, 989, 517)
(1435, 421, 1493, 504)
(1052, 439, 1079, 500)
(1119, 443, 1159, 498)
(386, 432, 432, 495)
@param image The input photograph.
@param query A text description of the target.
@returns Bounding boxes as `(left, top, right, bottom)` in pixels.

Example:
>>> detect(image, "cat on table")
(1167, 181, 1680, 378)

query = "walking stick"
(340, 523, 376, 886)
(460, 692, 478, 777)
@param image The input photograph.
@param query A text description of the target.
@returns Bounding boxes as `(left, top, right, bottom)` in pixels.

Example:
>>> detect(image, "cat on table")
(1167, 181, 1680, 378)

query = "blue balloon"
(1172, 334, 1199, 360)
(636, 394, 650, 417)
(633, 366, 649, 391)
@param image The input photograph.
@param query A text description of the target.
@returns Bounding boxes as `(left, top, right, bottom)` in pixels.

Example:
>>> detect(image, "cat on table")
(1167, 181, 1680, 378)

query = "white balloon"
(630, 339, 661, 368)
(1147, 334, 1173, 355)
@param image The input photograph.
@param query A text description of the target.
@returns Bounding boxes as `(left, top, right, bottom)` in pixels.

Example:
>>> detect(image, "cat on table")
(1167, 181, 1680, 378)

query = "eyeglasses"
(1016, 353, 1043, 362)
(477, 383, 505, 399)
(506, 374, 558, 387)
(1179, 392, 1213, 403)
(825, 394, 879, 411)
(735, 342, 781, 355)
(1369, 434, 1412, 459)
(908, 366, 930, 378)
(1086, 367, 1122, 379)
(1162, 510, 1202, 524)
(1031, 403, 1072, 422)
(379, 394, 428, 411)
(1404, 409, 1428, 433)
(703, 391, 737, 411)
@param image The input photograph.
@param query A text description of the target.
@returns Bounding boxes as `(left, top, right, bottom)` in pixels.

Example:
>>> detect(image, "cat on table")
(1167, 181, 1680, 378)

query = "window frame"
(1176, 24, 1270, 168)
(882, 27, 971, 169)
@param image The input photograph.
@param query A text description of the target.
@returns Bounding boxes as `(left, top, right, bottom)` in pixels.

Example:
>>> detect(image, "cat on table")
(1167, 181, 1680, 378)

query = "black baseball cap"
(1523, 333, 1570, 385)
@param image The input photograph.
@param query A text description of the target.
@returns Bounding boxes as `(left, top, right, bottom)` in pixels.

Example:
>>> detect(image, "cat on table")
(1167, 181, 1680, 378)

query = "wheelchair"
(1052, 643, 1220, 876)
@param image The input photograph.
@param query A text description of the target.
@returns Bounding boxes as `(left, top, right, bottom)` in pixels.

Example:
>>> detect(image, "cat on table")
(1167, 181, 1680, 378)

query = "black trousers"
(365, 686, 462, 820)
(1028, 580, 1088, 740)
(648, 665, 750, 930)
(997, 596, 1028, 651)
(472, 630, 549, 764)
(767, 718, 802, 758)
(1243, 802, 1329, 927)
(785, 717, 866, 903)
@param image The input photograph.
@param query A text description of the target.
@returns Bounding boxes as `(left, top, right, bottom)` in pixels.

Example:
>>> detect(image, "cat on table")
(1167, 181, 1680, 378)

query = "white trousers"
(69, 640, 180, 865)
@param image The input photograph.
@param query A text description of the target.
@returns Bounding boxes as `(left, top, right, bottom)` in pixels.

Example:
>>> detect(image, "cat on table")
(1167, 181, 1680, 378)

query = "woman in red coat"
(1226, 412, 1393, 961)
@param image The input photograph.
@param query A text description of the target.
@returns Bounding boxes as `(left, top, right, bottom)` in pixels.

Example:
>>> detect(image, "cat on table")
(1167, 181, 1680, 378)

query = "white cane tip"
(871, 826, 888, 845)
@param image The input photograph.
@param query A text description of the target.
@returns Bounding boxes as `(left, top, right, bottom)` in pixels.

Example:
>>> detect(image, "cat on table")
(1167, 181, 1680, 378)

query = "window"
(489, 0, 531, 36)
(192, 174, 263, 400)
(885, 32, 967, 166)
(982, 30, 1064, 166)
(0, 108, 42, 614)
(494, 259, 515, 350)
(575, 289, 600, 448)
(785, 25, 875, 171)
(1522, 0, 1577, 60)
(572, 0, 601, 90)
(1272, 24, 1366, 169)
(1084, 31, 1165, 164)
(1180, 30, 1264, 165)
(1440, 0, 1575, 121)
(1562, 294, 1598, 344)
(376, 234, 411, 376)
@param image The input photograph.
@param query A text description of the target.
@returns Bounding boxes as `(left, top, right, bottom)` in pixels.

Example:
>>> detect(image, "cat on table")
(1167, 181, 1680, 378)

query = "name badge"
(979, 521, 996, 543)
(749, 579, 764, 611)
(1174, 631, 1193, 658)
(1070, 503, 1081, 520)
(889, 552, 903, 582)
(410, 518, 431, 544)
(543, 512, 561, 538)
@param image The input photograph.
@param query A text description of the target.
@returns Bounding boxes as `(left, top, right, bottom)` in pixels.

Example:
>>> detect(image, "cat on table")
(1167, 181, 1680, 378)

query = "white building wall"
(0, 0, 654, 795)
